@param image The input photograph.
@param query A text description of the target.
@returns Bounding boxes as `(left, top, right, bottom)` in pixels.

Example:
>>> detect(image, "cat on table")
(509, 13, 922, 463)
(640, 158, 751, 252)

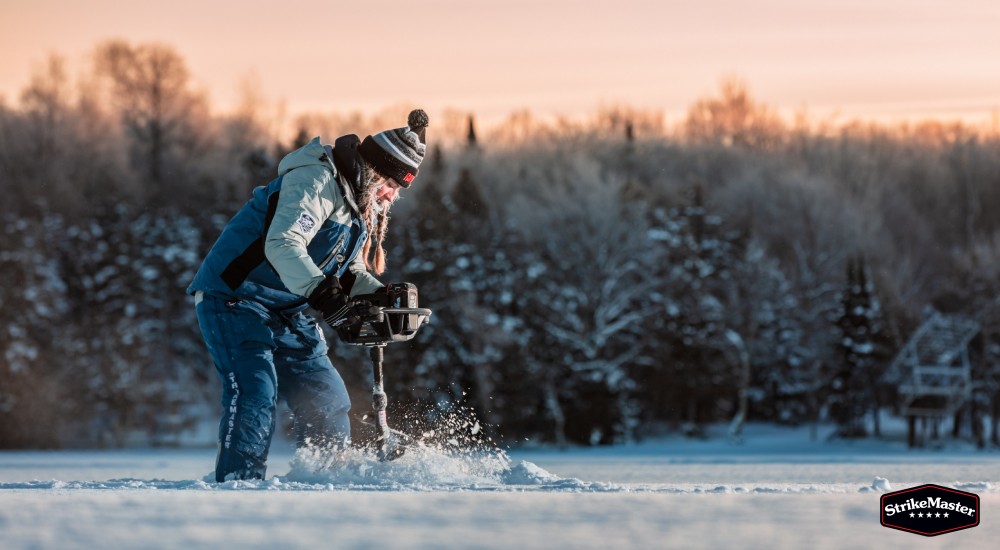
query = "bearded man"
(187, 110, 429, 482)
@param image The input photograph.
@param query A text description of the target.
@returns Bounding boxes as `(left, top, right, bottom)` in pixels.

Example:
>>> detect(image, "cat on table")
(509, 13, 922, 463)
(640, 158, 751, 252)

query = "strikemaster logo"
(881, 484, 980, 536)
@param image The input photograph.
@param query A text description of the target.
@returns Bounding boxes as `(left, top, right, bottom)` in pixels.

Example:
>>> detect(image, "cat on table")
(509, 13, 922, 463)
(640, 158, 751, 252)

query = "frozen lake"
(1, 424, 997, 549)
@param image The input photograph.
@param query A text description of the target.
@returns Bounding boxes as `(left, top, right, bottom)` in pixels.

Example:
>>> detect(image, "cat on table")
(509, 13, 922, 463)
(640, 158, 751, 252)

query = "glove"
(346, 297, 381, 322)
(353, 286, 390, 308)
(307, 276, 350, 328)
(344, 286, 388, 322)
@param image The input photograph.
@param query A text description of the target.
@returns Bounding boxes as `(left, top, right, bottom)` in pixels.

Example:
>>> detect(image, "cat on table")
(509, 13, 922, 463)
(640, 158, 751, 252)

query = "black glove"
(344, 286, 388, 322)
(308, 276, 350, 328)
(353, 286, 390, 308)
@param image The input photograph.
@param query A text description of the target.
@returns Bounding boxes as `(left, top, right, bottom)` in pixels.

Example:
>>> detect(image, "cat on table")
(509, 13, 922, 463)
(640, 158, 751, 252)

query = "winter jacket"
(187, 135, 383, 312)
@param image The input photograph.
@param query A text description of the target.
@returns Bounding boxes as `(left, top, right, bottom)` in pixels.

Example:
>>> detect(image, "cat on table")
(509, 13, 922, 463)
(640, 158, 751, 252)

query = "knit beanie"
(358, 109, 429, 188)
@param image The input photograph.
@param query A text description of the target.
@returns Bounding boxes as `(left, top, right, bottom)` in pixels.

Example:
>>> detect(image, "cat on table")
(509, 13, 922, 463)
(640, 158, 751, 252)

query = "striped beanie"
(358, 109, 429, 188)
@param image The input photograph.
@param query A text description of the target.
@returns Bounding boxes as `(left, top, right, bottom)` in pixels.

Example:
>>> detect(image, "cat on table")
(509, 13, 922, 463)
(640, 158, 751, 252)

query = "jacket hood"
(277, 136, 328, 176)
(332, 134, 367, 209)
(331, 134, 363, 189)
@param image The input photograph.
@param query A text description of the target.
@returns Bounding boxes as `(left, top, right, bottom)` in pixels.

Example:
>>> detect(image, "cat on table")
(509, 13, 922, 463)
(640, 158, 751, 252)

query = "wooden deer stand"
(886, 313, 980, 447)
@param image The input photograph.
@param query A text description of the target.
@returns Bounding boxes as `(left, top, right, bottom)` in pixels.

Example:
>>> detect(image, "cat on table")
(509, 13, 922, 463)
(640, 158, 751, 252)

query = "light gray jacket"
(264, 137, 382, 298)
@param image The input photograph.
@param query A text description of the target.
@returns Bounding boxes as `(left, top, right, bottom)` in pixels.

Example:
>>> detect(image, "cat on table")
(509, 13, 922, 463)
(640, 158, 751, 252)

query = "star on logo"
(935, 513, 941, 518)
(944, 512, 949, 518)
(909, 512, 915, 518)
(917, 513, 923, 518)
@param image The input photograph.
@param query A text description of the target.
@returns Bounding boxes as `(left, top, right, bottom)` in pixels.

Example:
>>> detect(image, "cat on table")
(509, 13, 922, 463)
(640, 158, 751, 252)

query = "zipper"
(227, 297, 271, 319)
(318, 233, 347, 270)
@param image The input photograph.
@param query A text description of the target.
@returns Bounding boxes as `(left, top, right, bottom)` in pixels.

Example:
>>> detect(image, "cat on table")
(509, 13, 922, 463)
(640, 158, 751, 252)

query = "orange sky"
(2, 0, 999, 125)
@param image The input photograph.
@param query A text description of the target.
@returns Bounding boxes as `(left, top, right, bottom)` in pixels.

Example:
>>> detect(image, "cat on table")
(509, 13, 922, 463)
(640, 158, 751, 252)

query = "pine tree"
(0, 214, 70, 448)
(385, 148, 509, 440)
(466, 115, 478, 149)
(642, 185, 746, 431)
(830, 255, 892, 437)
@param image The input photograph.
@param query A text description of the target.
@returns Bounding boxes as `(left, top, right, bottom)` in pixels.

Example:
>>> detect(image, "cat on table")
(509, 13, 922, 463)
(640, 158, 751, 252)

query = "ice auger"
(335, 282, 431, 460)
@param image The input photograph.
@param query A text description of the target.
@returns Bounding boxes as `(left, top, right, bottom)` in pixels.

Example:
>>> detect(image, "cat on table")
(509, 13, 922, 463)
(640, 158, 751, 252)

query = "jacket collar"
(329, 135, 364, 216)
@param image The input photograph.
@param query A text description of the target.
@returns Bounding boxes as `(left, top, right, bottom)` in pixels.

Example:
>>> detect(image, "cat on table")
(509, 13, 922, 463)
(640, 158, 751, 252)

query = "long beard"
(356, 165, 382, 220)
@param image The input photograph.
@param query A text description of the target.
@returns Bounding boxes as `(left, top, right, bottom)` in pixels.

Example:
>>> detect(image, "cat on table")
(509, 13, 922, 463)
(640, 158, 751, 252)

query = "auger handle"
(380, 307, 432, 317)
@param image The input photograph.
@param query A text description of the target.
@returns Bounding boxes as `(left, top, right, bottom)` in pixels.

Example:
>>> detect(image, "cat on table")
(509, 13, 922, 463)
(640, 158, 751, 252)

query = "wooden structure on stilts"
(884, 313, 980, 447)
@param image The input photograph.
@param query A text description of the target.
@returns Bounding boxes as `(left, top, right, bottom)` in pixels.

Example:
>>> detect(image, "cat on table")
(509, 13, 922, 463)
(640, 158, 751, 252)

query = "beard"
(356, 164, 383, 216)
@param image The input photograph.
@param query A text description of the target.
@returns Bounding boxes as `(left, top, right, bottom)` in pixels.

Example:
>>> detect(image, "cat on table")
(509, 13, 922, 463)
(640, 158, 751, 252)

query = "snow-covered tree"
(829, 255, 893, 437)
(641, 185, 748, 432)
(56, 205, 208, 446)
(514, 177, 654, 444)
(0, 215, 70, 448)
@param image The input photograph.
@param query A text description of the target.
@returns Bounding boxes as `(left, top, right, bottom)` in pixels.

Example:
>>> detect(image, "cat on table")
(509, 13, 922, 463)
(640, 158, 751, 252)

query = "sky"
(1, 0, 999, 126)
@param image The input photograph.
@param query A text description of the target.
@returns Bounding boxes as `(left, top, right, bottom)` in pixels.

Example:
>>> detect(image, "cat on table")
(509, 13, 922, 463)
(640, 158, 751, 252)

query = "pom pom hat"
(358, 109, 429, 188)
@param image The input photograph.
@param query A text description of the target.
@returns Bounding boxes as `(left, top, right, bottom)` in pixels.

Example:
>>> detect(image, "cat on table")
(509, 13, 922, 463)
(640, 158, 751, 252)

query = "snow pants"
(195, 292, 352, 482)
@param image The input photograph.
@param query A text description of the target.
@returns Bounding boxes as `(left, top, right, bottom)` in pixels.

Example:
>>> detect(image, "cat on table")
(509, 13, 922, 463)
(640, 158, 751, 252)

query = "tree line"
(2, 40, 999, 448)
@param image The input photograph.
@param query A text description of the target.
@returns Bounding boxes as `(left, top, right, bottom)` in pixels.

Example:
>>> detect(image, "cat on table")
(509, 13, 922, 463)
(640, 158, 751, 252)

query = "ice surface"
(1, 423, 998, 549)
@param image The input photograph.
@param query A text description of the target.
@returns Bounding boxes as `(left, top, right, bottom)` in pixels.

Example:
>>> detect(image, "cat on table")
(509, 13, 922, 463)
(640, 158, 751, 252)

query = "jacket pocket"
(223, 299, 277, 348)
(317, 233, 347, 271)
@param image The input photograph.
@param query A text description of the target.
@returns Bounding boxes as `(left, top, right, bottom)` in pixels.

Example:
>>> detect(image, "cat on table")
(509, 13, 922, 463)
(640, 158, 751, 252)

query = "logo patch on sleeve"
(296, 212, 317, 234)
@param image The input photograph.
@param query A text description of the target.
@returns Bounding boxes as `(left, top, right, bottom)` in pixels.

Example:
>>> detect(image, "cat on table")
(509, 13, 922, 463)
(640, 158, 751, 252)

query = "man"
(187, 109, 429, 482)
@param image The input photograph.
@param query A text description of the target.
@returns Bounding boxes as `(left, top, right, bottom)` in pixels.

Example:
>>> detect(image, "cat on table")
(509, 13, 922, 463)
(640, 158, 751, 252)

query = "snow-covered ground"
(1, 423, 996, 549)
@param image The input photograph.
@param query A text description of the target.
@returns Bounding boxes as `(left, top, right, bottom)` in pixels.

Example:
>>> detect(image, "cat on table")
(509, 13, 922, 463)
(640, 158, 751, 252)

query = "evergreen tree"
(829, 255, 892, 437)
(509, 174, 653, 445)
(466, 115, 478, 149)
(642, 185, 746, 431)
(0, 215, 70, 448)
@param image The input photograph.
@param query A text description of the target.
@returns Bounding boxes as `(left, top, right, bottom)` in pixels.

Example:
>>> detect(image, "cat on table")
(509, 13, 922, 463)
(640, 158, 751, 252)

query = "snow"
(1, 423, 997, 549)
(871, 476, 892, 492)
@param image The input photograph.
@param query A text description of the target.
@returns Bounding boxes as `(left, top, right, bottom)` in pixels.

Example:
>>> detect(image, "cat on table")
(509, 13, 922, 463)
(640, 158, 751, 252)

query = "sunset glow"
(2, 0, 999, 125)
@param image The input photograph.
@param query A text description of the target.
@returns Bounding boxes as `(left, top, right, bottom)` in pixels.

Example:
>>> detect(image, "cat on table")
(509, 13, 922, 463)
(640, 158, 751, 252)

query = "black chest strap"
(219, 189, 281, 291)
